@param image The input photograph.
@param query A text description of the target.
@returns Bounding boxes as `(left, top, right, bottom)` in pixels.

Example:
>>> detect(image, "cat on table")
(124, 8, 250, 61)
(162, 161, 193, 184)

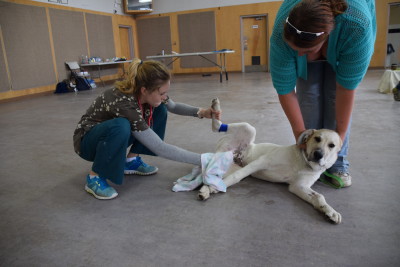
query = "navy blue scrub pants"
(79, 103, 167, 185)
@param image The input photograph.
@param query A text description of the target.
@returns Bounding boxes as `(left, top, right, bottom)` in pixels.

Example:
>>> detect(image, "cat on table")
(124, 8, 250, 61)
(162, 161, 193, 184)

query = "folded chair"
(65, 61, 92, 91)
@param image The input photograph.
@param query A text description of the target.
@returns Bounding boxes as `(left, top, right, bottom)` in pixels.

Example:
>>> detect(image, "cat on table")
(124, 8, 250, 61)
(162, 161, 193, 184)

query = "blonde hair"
(115, 58, 170, 97)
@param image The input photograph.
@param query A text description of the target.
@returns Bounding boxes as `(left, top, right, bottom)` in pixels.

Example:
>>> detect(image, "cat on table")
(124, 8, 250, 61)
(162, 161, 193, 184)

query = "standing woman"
(73, 59, 220, 199)
(270, 0, 376, 187)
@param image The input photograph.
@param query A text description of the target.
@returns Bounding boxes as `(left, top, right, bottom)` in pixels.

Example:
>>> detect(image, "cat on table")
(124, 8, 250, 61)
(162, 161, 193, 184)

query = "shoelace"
(94, 178, 109, 190)
(335, 172, 349, 178)
(136, 157, 148, 167)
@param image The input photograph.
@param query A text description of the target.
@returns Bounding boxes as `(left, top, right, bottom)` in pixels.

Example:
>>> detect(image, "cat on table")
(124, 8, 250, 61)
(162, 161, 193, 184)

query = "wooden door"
(242, 16, 268, 72)
(118, 26, 133, 78)
(119, 26, 132, 59)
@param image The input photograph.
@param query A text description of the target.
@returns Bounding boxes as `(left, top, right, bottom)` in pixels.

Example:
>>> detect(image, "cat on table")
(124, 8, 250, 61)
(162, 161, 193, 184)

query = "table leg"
(223, 54, 228, 81)
(219, 54, 223, 83)
(97, 65, 105, 87)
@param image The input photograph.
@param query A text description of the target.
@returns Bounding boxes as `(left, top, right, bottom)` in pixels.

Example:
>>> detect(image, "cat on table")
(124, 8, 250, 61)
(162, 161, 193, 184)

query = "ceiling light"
(139, 0, 152, 3)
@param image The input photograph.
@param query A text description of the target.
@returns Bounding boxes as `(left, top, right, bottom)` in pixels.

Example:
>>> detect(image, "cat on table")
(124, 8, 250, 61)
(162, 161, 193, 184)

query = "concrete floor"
(0, 70, 399, 266)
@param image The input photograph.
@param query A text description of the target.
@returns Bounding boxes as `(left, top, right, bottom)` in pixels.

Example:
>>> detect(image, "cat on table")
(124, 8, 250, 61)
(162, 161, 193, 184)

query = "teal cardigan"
(270, 0, 376, 95)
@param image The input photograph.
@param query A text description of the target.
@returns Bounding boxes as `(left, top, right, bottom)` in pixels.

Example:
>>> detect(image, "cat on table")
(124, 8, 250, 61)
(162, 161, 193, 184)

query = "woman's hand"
(199, 108, 221, 120)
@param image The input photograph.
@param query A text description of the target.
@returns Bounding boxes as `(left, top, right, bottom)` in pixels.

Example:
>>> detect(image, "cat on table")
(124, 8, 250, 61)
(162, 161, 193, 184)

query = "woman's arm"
(335, 83, 355, 141)
(166, 98, 199, 117)
(166, 98, 220, 119)
(133, 128, 201, 166)
(278, 90, 306, 142)
(278, 85, 354, 143)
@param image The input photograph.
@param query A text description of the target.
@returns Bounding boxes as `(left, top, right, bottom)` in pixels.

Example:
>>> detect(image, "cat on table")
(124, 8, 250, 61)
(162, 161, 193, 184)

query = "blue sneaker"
(124, 156, 158, 175)
(85, 175, 118, 200)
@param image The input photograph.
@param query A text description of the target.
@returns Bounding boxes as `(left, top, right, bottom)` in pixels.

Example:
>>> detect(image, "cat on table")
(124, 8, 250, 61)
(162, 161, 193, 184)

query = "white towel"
(172, 151, 234, 192)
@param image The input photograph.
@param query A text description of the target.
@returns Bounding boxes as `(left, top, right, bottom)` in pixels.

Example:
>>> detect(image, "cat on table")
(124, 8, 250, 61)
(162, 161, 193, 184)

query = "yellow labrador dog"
(199, 99, 343, 224)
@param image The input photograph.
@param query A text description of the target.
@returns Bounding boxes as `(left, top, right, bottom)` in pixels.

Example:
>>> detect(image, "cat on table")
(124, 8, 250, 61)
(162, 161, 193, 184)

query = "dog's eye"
(314, 136, 321, 143)
(328, 143, 335, 148)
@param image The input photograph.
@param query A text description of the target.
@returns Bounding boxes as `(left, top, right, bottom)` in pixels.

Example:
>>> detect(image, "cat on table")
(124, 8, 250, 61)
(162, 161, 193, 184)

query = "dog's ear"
(297, 129, 315, 145)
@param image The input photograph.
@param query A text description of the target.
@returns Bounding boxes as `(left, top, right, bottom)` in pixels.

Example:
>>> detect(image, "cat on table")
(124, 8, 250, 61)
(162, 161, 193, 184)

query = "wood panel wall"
(136, 3, 283, 74)
(0, 0, 136, 101)
(86, 13, 117, 77)
(136, 16, 173, 67)
(177, 11, 216, 68)
(136, 1, 391, 73)
(0, 0, 394, 100)
(0, 2, 56, 91)
(0, 26, 11, 93)
(49, 8, 87, 81)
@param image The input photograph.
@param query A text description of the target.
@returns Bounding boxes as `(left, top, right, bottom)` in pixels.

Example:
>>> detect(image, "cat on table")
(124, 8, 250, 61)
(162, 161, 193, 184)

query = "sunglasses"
(286, 17, 325, 40)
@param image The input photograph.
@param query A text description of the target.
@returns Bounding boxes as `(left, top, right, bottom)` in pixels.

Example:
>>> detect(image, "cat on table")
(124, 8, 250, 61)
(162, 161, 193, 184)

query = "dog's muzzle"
(302, 149, 326, 169)
(308, 149, 329, 167)
(312, 150, 323, 162)
(303, 149, 323, 164)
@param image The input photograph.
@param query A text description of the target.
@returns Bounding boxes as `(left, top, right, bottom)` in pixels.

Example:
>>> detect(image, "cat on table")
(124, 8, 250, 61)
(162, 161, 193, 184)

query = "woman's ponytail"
(322, 0, 348, 16)
(115, 58, 170, 97)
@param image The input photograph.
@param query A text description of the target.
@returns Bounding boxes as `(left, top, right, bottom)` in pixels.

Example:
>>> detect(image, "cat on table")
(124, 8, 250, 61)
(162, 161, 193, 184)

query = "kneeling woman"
(73, 59, 220, 200)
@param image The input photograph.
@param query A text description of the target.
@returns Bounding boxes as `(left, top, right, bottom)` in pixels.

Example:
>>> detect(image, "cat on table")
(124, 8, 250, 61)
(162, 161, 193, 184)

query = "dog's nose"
(313, 150, 323, 161)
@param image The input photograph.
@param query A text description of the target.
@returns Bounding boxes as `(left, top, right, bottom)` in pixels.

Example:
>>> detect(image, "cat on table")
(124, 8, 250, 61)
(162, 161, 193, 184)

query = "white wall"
(151, 0, 280, 14)
(30, 0, 125, 15)
(30, 0, 280, 15)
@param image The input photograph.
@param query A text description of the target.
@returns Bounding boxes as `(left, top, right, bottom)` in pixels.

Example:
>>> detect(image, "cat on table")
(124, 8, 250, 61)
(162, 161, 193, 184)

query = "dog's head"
(297, 129, 343, 170)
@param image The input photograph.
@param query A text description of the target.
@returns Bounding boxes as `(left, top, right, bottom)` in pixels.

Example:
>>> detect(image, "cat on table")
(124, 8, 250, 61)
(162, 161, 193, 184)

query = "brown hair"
(284, 0, 348, 48)
(115, 58, 170, 97)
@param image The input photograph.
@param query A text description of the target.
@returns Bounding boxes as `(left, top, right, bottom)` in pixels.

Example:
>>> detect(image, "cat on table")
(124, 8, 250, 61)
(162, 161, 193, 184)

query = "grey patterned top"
(73, 88, 202, 166)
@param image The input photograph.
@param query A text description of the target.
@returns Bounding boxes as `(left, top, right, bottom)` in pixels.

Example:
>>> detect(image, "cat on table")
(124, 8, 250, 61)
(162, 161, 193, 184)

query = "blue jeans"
(296, 61, 350, 173)
(79, 104, 167, 184)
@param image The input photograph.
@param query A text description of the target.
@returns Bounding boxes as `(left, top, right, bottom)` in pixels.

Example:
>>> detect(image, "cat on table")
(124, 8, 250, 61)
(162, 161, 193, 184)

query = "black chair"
(65, 61, 92, 91)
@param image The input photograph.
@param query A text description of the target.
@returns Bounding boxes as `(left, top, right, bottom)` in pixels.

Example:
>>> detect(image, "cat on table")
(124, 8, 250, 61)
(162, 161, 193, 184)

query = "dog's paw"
(198, 185, 211, 201)
(211, 98, 222, 132)
(208, 186, 219, 194)
(198, 193, 209, 201)
(325, 210, 342, 224)
(211, 98, 220, 111)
